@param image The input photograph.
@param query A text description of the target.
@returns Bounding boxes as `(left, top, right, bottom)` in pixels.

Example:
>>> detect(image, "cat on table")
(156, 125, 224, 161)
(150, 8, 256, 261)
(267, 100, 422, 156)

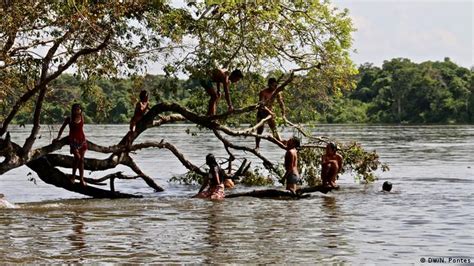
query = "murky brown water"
(1, 124, 473, 263)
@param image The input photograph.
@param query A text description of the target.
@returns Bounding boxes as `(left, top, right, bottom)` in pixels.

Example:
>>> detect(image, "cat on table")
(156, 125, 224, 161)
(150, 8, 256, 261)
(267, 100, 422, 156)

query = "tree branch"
(26, 157, 142, 198)
(212, 130, 278, 174)
(120, 153, 164, 191)
(0, 32, 112, 137)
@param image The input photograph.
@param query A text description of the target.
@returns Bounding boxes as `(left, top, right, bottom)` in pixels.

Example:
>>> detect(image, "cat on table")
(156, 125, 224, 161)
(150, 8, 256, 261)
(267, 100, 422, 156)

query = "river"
(1, 124, 473, 263)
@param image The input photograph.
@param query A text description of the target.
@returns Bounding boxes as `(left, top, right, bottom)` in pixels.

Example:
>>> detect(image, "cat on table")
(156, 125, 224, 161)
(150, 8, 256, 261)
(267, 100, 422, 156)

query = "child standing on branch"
(200, 69, 243, 115)
(127, 90, 150, 146)
(255, 72, 294, 149)
(53, 104, 87, 186)
(129, 90, 150, 133)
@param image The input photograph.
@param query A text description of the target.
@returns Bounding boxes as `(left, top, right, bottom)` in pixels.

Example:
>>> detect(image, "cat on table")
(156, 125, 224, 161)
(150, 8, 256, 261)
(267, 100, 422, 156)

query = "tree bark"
(27, 157, 142, 198)
(226, 185, 334, 199)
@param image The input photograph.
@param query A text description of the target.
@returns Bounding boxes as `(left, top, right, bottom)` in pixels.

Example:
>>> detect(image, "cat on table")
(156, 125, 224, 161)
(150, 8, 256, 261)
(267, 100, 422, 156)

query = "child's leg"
(329, 163, 339, 187)
(206, 87, 219, 115)
(286, 183, 297, 193)
(255, 121, 265, 148)
(268, 118, 281, 141)
(72, 150, 80, 183)
(321, 163, 330, 186)
(78, 148, 86, 186)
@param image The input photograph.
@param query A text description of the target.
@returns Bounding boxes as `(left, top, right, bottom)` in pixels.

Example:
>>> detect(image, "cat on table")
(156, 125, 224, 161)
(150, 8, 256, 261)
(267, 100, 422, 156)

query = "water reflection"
(203, 202, 226, 264)
(67, 212, 86, 253)
(321, 196, 342, 248)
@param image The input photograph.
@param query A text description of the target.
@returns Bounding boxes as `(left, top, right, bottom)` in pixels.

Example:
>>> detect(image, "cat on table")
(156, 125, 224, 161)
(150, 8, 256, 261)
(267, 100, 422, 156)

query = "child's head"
(382, 181, 392, 192)
(325, 142, 337, 154)
(267, 78, 277, 89)
(287, 136, 301, 149)
(71, 103, 82, 117)
(139, 90, 149, 102)
(205, 153, 218, 167)
(229, 69, 243, 83)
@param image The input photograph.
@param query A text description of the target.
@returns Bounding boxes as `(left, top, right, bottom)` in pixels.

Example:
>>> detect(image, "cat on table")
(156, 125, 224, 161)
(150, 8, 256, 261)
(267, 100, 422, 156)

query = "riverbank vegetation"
(2, 58, 471, 126)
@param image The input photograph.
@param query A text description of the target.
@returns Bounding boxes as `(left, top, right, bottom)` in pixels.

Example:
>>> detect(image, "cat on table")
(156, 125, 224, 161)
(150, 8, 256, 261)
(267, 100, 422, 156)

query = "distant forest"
(2, 57, 472, 125)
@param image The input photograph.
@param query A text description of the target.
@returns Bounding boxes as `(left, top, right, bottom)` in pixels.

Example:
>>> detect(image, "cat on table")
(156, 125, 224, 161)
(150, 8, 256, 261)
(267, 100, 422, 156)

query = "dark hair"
(328, 142, 337, 151)
(230, 69, 243, 79)
(71, 103, 82, 117)
(268, 78, 277, 86)
(139, 90, 149, 101)
(382, 181, 392, 192)
(206, 153, 218, 167)
(291, 136, 301, 148)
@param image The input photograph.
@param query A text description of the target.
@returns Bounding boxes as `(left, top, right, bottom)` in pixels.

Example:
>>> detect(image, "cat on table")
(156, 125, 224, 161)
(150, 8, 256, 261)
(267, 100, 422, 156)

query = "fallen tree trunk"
(226, 185, 335, 199)
(27, 157, 142, 199)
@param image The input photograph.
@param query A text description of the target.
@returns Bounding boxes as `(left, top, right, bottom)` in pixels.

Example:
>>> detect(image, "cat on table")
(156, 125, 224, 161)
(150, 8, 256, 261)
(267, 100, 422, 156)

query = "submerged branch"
(226, 185, 333, 199)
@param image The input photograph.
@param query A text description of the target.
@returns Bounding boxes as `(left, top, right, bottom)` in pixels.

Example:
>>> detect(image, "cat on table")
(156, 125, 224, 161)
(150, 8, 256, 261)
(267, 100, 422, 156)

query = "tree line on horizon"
(2, 57, 472, 125)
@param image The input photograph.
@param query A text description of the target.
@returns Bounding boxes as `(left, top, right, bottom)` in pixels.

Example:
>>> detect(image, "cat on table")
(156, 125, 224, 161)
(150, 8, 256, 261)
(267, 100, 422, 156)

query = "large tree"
(1, 0, 357, 198)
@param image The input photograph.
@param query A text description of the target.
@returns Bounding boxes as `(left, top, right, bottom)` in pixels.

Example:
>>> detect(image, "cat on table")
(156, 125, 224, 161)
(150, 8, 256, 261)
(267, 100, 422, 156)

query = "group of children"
(53, 68, 343, 198)
(53, 91, 150, 186)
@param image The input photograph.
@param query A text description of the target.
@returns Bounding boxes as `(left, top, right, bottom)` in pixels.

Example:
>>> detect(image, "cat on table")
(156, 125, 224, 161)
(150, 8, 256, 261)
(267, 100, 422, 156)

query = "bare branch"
(212, 130, 279, 175)
(120, 153, 164, 191)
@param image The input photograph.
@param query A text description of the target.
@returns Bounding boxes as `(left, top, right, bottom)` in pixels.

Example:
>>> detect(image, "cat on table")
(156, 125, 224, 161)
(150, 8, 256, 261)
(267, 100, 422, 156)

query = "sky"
(148, 0, 473, 74)
(332, 0, 473, 68)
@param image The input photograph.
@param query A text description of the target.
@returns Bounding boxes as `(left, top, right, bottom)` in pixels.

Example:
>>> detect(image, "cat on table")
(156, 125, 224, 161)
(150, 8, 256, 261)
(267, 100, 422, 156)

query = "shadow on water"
(67, 212, 87, 253)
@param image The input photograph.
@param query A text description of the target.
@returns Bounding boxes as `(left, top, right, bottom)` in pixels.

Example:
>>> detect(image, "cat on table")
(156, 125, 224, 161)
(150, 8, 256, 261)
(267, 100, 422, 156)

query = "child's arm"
(210, 166, 220, 185)
(284, 151, 292, 170)
(53, 117, 70, 142)
(337, 154, 343, 172)
(321, 154, 328, 164)
(197, 176, 209, 194)
(277, 92, 286, 117)
(223, 78, 233, 111)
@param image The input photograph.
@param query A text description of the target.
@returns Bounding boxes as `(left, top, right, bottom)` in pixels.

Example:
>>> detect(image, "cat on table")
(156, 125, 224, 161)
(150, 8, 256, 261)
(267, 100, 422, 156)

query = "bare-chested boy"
(283, 136, 301, 193)
(321, 143, 343, 188)
(255, 74, 293, 149)
(200, 69, 243, 115)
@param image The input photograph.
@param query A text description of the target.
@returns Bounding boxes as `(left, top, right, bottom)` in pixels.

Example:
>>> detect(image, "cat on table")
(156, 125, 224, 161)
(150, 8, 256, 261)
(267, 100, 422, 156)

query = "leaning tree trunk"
(27, 157, 142, 198)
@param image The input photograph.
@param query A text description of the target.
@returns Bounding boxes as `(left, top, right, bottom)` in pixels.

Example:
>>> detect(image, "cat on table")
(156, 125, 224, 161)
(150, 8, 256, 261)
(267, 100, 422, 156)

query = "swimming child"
(321, 142, 343, 188)
(194, 154, 225, 200)
(283, 136, 301, 193)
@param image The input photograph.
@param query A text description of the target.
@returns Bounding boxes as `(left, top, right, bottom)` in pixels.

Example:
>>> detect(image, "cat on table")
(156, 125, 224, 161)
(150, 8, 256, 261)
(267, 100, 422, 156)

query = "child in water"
(194, 154, 225, 200)
(283, 136, 301, 193)
(321, 142, 343, 188)
(54, 104, 87, 186)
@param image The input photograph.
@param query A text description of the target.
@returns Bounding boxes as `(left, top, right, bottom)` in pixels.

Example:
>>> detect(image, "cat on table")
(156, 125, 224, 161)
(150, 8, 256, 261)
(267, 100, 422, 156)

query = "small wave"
(0, 198, 17, 209)
(410, 177, 474, 183)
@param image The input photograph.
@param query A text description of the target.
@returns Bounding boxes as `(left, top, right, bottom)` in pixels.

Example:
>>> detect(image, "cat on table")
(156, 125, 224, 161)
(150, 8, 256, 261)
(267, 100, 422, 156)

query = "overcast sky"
(149, 0, 473, 74)
(332, 0, 473, 68)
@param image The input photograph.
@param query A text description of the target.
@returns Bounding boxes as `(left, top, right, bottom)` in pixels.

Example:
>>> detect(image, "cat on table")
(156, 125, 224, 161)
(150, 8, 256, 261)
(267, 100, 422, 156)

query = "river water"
(1, 124, 473, 263)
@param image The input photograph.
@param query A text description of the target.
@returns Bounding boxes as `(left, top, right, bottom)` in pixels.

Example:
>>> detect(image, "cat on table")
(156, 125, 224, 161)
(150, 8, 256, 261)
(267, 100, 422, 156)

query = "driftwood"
(226, 185, 336, 199)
